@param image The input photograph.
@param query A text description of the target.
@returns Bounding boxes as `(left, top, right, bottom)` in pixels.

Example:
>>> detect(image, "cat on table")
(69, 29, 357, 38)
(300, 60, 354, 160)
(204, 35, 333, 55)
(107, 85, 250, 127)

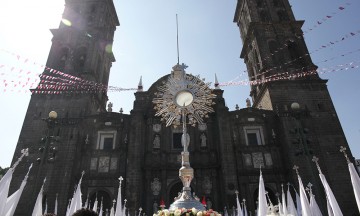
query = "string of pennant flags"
(301, 3, 351, 34)
(219, 59, 360, 87)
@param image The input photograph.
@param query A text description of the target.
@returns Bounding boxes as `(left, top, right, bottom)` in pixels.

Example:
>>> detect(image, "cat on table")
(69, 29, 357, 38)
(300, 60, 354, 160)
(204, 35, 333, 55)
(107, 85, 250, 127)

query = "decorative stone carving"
(202, 176, 212, 194)
(198, 123, 207, 131)
(252, 152, 264, 168)
(98, 156, 110, 172)
(153, 124, 161, 133)
(90, 158, 98, 170)
(264, 153, 273, 166)
(110, 157, 118, 170)
(151, 178, 161, 195)
(107, 102, 113, 112)
(153, 134, 160, 149)
(243, 154, 252, 166)
(200, 133, 207, 147)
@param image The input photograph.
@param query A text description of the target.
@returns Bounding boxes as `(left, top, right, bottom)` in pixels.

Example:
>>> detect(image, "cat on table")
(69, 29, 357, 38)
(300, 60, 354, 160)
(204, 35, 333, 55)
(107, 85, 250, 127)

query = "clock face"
(175, 90, 194, 107)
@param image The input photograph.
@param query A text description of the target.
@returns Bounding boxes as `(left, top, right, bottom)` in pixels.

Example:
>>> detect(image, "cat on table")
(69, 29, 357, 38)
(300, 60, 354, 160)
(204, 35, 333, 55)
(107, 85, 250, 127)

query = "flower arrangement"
(154, 208, 221, 216)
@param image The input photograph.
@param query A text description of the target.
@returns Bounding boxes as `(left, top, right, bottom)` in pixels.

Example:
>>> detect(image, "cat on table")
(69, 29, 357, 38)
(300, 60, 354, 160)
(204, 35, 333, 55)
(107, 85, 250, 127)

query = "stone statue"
(246, 98, 251, 108)
(200, 133, 207, 147)
(107, 102, 113, 112)
(153, 201, 158, 213)
(153, 134, 160, 149)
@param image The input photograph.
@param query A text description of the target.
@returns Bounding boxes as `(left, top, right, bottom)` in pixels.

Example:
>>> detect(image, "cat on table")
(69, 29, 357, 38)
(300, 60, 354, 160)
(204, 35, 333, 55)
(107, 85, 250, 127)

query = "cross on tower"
(340, 146, 350, 163)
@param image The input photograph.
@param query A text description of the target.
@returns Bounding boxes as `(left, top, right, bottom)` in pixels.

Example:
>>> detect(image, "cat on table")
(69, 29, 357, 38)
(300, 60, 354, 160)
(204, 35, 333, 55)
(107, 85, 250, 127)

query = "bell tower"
(10, 0, 119, 215)
(234, 0, 357, 214)
(234, 0, 318, 108)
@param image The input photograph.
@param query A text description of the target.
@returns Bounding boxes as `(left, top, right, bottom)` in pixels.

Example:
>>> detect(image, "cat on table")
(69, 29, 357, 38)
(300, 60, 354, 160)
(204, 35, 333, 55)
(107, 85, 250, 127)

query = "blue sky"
(0, 0, 359, 167)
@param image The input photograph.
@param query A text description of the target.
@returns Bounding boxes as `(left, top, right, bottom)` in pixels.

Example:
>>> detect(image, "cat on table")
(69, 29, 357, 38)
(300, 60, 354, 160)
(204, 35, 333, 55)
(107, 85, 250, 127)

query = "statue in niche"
(200, 133, 207, 147)
(153, 134, 160, 149)
(151, 178, 161, 195)
(153, 201, 158, 213)
(107, 102, 113, 112)
(207, 198, 212, 210)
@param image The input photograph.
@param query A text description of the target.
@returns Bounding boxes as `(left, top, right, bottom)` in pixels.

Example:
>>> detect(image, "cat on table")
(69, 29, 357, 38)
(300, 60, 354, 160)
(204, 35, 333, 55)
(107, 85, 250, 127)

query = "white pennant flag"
(68, 171, 85, 215)
(115, 176, 124, 216)
(3, 164, 32, 216)
(297, 175, 311, 216)
(122, 199, 127, 216)
(319, 173, 343, 216)
(309, 194, 322, 216)
(92, 195, 98, 213)
(295, 190, 302, 216)
(287, 184, 298, 216)
(0, 149, 28, 215)
(99, 198, 103, 216)
(348, 163, 360, 212)
(32, 178, 46, 216)
(282, 185, 287, 216)
(235, 191, 243, 216)
(278, 198, 284, 215)
(55, 194, 58, 215)
(110, 200, 115, 216)
(257, 170, 267, 216)
(327, 197, 334, 216)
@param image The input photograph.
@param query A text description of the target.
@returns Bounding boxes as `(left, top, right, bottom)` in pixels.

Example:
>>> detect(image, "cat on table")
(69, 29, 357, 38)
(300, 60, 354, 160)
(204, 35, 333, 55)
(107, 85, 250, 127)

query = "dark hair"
(72, 208, 99, 216)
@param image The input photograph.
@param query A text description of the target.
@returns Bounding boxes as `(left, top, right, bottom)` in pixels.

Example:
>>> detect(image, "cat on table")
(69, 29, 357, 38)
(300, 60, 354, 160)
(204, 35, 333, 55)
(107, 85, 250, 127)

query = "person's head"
(72, 208, 98, 216)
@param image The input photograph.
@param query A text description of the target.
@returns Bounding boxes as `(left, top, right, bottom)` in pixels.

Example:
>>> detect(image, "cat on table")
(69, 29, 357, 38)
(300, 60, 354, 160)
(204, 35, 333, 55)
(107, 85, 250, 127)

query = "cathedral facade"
(9, 0, 358, 215)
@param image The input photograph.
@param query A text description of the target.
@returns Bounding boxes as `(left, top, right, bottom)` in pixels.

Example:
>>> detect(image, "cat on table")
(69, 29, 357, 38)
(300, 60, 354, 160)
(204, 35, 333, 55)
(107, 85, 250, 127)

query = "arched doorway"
(90, 190, 112, 214)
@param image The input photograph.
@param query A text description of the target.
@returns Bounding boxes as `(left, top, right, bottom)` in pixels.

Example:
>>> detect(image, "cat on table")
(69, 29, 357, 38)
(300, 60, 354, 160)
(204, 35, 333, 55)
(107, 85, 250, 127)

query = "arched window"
(57, 47, 69, 72)
(268, 40, 279, 65)
(90, 190, 112, 214)
(287, 40, 306, 66)
(74, 47, 87, 73)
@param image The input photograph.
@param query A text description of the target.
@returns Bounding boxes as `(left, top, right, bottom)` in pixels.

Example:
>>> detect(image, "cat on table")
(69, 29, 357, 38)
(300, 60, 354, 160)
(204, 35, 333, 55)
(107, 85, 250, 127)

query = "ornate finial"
(137, 76, 143, 92)
(119, 176, 123, 184)
(107, 102, 113, 112)
(235, 104, 239, 110)
(340, 146, 351, 164)
(287, 182, 290, 190)
(242, 198, 246, 204)
(312, 156, 322, 174)
(120, 108, 123, 114)
(293, 165, 299, 175)
(214, 74, 220, 89)
(139, 207, 143, 212)
(235, 190, 239, 195)
(113, 199, 116, 203)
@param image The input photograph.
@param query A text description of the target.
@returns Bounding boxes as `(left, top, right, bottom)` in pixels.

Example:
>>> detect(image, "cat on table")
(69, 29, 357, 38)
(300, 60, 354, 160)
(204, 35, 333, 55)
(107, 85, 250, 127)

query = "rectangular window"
(97, 131, 117, 150)
(103, 137, 114, 150)
(247, 132, 259, 145)
(244, 126, 264, 146)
